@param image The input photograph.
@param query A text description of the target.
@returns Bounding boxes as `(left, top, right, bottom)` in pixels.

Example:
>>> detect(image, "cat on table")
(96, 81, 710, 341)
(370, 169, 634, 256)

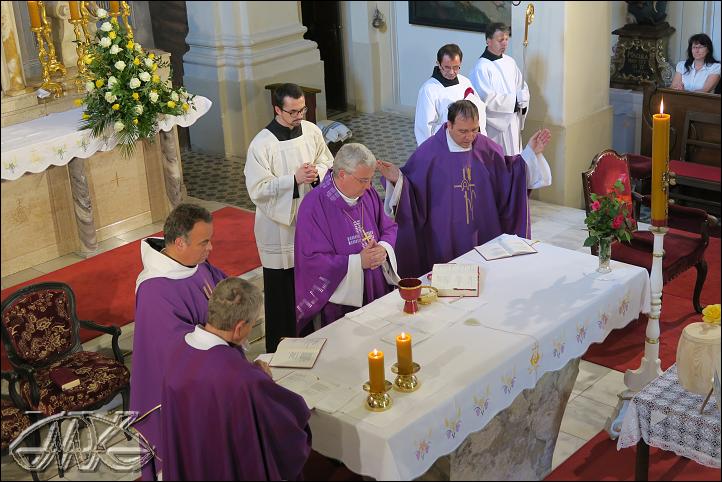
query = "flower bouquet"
(77, 8, 194, 156)
(583, 177, 635, 273)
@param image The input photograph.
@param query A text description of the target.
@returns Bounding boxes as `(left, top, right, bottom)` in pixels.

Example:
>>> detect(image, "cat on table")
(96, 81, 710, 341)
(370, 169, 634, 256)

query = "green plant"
(583, 178, 634, 248)
(78, 8, 194, 156)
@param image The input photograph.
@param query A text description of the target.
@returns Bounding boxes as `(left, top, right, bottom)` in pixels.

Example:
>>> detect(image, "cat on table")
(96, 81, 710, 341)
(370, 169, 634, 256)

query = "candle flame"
(372, 349, 378, 356)
(660, 98, 664, 114)
(400, 332, 407, 339)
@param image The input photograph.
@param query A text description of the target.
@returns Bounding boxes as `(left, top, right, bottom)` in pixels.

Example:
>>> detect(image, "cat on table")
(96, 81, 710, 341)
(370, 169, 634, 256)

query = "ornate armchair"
(582, 150, 715, 313)
(1, 282, 130, 418)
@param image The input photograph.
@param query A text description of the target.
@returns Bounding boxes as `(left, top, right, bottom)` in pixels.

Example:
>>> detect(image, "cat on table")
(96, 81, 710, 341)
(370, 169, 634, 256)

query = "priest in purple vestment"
(377, 100, 552, 278)
(160, 277, 312, 481)
(131, 203, 227, 480)
(295, 143, 400, 334)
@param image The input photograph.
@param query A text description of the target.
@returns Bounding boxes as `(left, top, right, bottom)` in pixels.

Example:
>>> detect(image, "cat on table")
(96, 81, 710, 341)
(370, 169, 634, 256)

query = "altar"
(0, 96, 211, 277)
(270, 242, 651, 480)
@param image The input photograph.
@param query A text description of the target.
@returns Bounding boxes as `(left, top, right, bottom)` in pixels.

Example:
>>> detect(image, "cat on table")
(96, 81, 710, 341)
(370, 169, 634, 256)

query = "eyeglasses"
(691, 45, 707, 50)
(349, 173, 372, 185)
(281, 106, 308, 117)
(439, 64, 462, 72)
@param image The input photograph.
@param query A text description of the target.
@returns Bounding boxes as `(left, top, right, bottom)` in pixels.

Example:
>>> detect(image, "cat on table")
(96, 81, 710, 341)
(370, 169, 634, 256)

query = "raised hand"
(376, 159, 400, 184)
(529, 128, 552, 155)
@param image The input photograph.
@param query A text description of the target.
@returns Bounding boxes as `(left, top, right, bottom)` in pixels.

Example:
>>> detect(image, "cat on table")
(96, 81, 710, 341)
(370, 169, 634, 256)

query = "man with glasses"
(470, 23, 530, 156)
(294, 143, 400, 333)
(414, 43, 487, 145)
(245, 83, 334, 353)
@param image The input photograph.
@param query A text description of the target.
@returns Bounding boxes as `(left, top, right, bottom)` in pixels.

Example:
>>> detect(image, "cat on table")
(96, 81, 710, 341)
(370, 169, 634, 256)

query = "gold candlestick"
(70, 18, 89, 93)
(391, 362, 421, 392)
(362, 379, 393, 412)
(120, 1, 134, 39)
(31, 26, 63, 97)
(37, 1, 67, 94)
(79, 1, 93, 43)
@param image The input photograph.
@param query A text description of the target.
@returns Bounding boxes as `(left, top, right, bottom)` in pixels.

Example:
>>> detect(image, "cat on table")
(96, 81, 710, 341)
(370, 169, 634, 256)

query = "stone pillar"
(67, 157, 98, 256)
(514, 1, 614, 208)
(1, 1, 28, 95)
(183, 1, 326, 158)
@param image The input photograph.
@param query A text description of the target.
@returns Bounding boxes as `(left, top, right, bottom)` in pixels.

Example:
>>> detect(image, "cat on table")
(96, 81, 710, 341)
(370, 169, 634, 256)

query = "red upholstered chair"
(582, 150, 715, 313)
(1, 282, 130, 418)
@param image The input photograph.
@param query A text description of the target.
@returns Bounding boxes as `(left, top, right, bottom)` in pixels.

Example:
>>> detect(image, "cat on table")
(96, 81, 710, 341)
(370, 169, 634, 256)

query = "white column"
(183, 1, 325, 158)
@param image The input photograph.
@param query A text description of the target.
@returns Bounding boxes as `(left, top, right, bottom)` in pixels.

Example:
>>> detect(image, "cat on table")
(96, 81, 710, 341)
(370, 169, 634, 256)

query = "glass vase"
(597, 236, 613, 274)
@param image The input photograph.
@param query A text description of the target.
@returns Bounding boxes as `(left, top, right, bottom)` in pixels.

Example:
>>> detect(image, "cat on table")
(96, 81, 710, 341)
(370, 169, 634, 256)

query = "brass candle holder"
(69, 19, 89, 93)
(121, 1, 134, 39)
(31, 26, 63, 97)
(391, 362, 421, 392)
(79, 2, 94, 43)
(362, 379, 393, 412)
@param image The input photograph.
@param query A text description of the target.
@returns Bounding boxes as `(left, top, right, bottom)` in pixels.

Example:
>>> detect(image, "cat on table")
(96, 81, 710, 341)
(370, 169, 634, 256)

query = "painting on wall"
(408, 1, 513, 33)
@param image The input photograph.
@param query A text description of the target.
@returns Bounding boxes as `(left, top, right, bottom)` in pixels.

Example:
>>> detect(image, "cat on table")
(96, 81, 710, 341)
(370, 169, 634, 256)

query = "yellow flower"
(109, 31, 117, 40)
(84, 54, 93, 65)
(112, 103, 120, 110)
(182, 103, 189, 111)
(127, 41, 135, 50)
(702, 304, 721, 324)
(133, 57, 140, 65)
(74, 98, 83, 106)
(132, 92, 139, 100)
(167, 101, 176, 108)
(152, 64, 158, 72)
(111, 17, 119, 25)
(133, 118, 139, 125)
(82, 113, 90, 120)
(152, 74, 160, 83)
(148, 53, 155, 60)
(95, 79, 104, 88)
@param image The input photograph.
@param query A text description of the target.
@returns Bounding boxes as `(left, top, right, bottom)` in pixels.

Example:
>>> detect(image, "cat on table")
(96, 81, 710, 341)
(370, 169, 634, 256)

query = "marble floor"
(1, 110, 632, 480)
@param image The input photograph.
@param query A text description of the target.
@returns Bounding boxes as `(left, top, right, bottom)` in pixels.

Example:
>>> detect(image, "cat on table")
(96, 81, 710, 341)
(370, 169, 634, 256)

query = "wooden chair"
(1, 282, 130, 419)
(582, 150, 715, 313)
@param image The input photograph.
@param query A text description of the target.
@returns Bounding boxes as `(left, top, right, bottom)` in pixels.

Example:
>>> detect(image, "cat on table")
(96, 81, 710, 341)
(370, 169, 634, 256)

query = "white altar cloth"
(285, 241, 651, 480)
(1, 96, 211, 180)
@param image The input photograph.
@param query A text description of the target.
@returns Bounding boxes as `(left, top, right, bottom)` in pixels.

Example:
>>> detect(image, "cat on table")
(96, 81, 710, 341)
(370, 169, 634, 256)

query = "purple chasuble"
(160, 340, 311, 480)
(295, 171, 398, 333)
(393, 125, 530, 278)
(131, 259, 226, 480)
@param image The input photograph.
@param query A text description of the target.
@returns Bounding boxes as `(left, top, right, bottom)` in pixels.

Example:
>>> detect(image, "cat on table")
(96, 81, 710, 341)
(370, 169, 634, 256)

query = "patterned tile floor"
(182, 110, 417, 209)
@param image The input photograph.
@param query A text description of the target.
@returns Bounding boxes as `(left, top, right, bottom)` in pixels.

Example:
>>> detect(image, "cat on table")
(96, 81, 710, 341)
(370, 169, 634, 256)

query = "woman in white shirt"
(671, 33, 720, 93)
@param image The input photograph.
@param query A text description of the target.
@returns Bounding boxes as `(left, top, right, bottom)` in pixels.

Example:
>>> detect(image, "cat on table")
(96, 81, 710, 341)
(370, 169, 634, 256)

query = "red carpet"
(583, 236, 720, 372)
(1, 207, 259, 369)
(546, 431, 721, 481)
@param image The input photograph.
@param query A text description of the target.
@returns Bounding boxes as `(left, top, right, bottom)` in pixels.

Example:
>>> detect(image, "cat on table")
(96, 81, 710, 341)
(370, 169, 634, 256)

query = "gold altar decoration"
(31, 1, 67, 97)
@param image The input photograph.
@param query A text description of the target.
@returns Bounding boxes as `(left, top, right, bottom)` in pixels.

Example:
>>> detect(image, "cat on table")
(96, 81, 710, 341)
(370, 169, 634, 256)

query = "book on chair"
(475, 234, 537, 261)
(50, 367, 80, 392)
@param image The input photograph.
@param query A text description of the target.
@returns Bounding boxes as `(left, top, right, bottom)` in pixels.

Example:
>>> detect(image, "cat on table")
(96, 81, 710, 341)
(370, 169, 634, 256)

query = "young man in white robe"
(244, 83, 334, 353)
(414, 43, 487, 146)
(469, 23, 530, 156)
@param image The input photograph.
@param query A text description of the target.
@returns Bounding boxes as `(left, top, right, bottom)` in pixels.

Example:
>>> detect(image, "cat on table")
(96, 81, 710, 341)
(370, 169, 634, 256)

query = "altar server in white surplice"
(244, 83, 333, 354)
(415, 44, 487, 146)
(470, 23, 530, 156)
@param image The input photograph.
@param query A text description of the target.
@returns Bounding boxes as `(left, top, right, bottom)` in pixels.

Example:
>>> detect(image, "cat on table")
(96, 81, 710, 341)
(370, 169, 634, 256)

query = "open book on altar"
(431, 263, 480, 297)
(269, 338, 327, 369)
(475, 234, 537, 261)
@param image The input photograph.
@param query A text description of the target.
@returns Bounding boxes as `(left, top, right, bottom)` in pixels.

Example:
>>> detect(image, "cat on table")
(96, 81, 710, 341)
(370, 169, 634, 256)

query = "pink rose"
(591, 200, 601, 211)
(612, 214, 624, 229)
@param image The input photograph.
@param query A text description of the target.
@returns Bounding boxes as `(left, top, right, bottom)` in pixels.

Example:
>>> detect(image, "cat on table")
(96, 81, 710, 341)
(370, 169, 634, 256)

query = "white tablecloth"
(1, 96, 212, 180)
(618, 364, 721, 468)
(287, 241, 651, 480)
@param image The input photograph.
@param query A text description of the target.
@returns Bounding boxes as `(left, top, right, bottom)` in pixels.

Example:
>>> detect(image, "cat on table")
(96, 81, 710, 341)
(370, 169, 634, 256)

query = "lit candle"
(651, 99, 670, 226)
(27, 1, 41, 28)
(396, 332, 413, 374)
(109, 1, 120, 14)
(68, 1, 81, 20)
(368, 349, 385, 393)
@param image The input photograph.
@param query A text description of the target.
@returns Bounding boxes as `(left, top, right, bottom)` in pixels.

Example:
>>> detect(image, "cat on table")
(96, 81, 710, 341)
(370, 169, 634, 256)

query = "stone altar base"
(416, 358, 581, 481)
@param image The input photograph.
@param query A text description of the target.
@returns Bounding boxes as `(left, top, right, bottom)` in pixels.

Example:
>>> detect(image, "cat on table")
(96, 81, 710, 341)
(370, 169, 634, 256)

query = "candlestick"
(120, 1, 134, 39)
(396, 332, 413, 374)
(651, 99, 670, 226)
(27, 1, 41, 28)
(68, 0, 81, 20)
(69, 17, 89, 93)
(109, 1, 120, 14)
